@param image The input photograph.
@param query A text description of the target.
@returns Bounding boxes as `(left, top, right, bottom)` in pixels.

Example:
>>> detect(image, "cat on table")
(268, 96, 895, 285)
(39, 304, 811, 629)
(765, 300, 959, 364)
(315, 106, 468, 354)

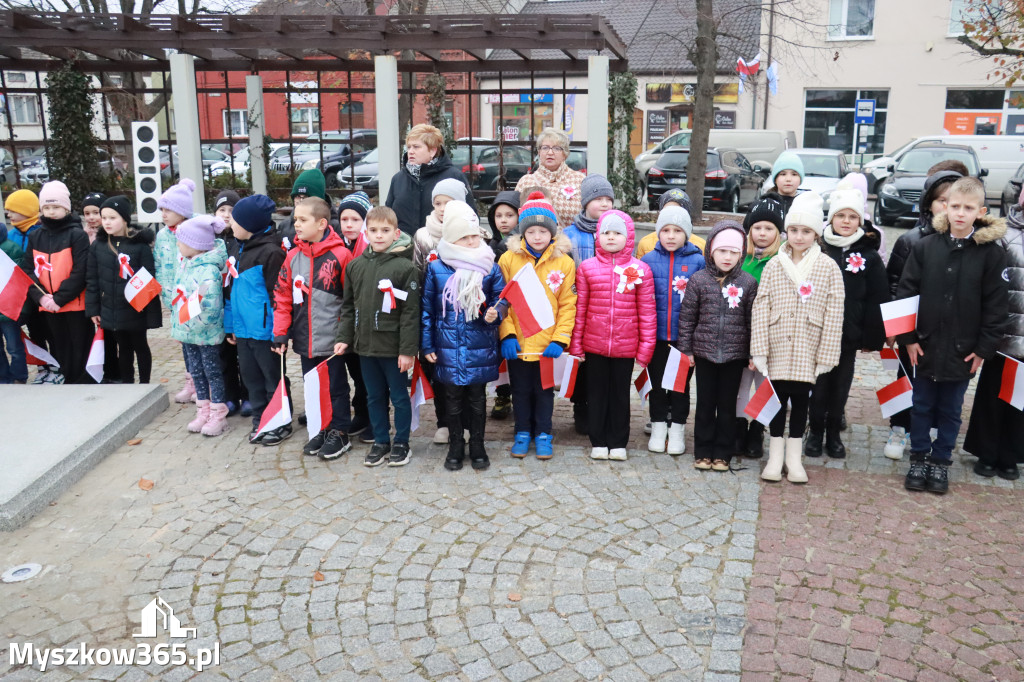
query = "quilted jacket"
(170, 240, 227, 346)
(820, 225, 888, 351)
(23, 213, 89, 313)
(641, 238, 706, 342)
(1001, 206, 1024, 360)
(85, 226, 162, 331)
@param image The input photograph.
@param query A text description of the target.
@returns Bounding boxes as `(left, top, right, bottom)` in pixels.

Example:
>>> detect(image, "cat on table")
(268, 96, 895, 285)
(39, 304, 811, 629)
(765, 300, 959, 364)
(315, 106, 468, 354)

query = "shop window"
(803, 88, 888, 155)
(945, 89, 1005, 110)
(492, 103, 553, 142)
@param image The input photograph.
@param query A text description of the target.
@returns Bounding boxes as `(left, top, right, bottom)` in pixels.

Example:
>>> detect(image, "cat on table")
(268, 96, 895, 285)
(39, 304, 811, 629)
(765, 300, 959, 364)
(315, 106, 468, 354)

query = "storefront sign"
(647, 110, 669, 145)
(502, 126, 520, 142)
(645, 82, 740, 105)
(713, 110, 736, 129)
(943, 111, 1001, 135)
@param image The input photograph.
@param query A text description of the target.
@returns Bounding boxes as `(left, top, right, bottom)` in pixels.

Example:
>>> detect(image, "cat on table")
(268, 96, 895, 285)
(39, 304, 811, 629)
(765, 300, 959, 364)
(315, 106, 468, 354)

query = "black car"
(452, 143, 533, 191)
(531, 148, 588, 174)
(646, 146, 766, 212)
(874, 143, 987, 226)
(270, 129, 377, 182)
(1002, 163, 1024, 216)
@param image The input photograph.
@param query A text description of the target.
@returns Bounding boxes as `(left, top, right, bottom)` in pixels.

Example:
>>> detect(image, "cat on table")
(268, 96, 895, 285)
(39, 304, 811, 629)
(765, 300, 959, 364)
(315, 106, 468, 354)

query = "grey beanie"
(656, 205, 692, 238)
(580, 174, 614, 210)
(432, 177, 468, 202)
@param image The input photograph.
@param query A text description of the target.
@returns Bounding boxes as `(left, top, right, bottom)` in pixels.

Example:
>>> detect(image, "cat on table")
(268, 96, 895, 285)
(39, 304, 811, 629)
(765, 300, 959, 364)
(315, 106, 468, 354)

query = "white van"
(635, 129, 796, 180)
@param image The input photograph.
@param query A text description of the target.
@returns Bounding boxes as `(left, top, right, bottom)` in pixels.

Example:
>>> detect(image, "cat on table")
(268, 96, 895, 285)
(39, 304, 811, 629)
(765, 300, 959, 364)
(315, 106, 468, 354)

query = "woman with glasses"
(514, 128, 586, 229)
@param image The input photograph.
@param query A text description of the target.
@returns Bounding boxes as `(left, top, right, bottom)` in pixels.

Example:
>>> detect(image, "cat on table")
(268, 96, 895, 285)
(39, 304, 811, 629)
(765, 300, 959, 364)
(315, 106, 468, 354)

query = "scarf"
(405, 156, 440, 179)
(437, 239, 495, 321)
(524, 240, 548, 259)
(572, 209, 599, 234)
(822, 225, 864, 249)
(424, 212, 443, 240)
(534, 163, 570, 185)
(777, 242, 821, 287)
(11, 213, 37, 233)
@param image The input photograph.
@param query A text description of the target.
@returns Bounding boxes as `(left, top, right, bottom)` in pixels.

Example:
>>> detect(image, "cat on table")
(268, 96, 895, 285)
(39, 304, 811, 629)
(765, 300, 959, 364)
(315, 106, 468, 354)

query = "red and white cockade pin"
(845, 252, 866, 273)
(798, 280, 814, 302)
(721, 283, 744, 309)
(546, 270, 565, 292)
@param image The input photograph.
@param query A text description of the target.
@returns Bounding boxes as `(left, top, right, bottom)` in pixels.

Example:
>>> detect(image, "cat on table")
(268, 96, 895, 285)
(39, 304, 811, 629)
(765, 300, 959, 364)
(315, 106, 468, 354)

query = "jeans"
(360, 355, 411, 444)
(182, 343, 226, 403)
(0, 318, 27, 383)
(909, 376, 970, 463)
(301, 354, 352, 433)
(508, 359, 554, 436)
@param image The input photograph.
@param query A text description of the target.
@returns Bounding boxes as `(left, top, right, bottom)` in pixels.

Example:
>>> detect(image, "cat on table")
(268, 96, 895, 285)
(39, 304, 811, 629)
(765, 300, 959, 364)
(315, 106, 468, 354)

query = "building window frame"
(223, 108, 248, 138)
(827, 0, 875, 41)
(8, 93, 39, 125)
(802, 87, 889, 156)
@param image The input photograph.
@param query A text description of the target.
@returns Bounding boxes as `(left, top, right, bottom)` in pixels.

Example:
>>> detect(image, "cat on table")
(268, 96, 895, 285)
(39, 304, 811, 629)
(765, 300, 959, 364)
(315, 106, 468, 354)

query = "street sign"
(855, 99, 875, 125)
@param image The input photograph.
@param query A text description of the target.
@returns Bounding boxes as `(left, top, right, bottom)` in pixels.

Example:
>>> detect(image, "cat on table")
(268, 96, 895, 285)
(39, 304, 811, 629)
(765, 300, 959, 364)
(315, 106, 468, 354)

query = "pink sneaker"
(188, 400, 210, 432)
(201, 403, 231, 437)
(175, 374, 196, 404)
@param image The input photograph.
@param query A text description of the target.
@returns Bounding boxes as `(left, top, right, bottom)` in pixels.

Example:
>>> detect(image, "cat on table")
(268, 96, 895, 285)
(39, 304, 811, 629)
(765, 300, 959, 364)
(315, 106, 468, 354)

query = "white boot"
(667, 423, 686, 455)
(762, 437, 785, 481)
(785, 437, 808, 483)
(590, 446, 609, 460)
(609, 448, 628, 461)
(647, 422, 668, 453)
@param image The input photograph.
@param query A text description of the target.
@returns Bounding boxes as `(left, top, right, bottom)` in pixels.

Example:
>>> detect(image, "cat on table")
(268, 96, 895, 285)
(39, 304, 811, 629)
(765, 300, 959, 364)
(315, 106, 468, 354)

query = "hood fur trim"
(505, 233, 572, 259)
(932, 212, 1007, 245)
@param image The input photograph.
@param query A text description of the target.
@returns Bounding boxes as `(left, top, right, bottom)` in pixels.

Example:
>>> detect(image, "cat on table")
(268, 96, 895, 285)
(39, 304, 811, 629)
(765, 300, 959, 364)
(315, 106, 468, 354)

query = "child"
(422, 200, 505, 471)
(750, 191, 844, 484)
(223, 194, 290, 445)
(486, 190, 520, 420)
(213, 188, 248, 417)
(21, 181, 92, 384)
(273, 197, 354, 461)
(641, 205, 705, 455)
(85, 195, 161, 384)
(635, 189, 706, 259)
(897, 177, 1008, 494)
(763, 152, 804, 215)
(156, 178, 196, 402)
(81, 192, 106, 244)
(805, 187, 887, 459)
(570, 210, 656, 461)
(498, 191, 577, 459)
(0, 221, 26, 383)
(214, 190, 240, 224)
(677, 221, 758, 470)
(335, 206, 420, 467)
(277, 169, 339, 250)
(6, 188, 52, 383)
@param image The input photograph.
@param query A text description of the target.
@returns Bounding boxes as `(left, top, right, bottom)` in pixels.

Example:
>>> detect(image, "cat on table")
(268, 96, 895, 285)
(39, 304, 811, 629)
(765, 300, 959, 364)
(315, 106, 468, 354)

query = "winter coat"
(386, 149, 474, 236)
(0, 224, 24, 323)
(85, 227, 161, 331)
(1001, 206, 1024, 359)
(276, 206, 341, 252)
(569, 211, 657, 365)
(820, 226, 888, 351)
(337, 235, 420, 358)
(413, 216, 443, 273)
(514, 162, 586, 229)
(154, 225, 182, 310)
(7, 221, 39, 253)
(563, 221, 597, 265)
(896, 213, 1009, 382)
(641, 239, 706, 342)
(273, 227, 353, 358)
(170, 240, 227, 346)
(635, 230, 706, 260)
(750, 243, 846, 384)
(497, 234, 577, 360)
(886, 216, 936, 297)
(22, 213, 89, 313)
(762, 190, 796, 216)
(224, 225, 285, 342)
(421, 259, 505, 385)
(488, 233, 509, 261)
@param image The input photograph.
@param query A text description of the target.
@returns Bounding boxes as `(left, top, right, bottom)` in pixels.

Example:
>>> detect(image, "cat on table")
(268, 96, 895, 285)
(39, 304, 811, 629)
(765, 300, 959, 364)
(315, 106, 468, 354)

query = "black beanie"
(920, 170, 963, 215)
(100, 195, 133, 225)
(743, 196, 785, 233)
(658, 188, 693, 212)
(82, 192, 107, 209)
(215, 190, 241, 210)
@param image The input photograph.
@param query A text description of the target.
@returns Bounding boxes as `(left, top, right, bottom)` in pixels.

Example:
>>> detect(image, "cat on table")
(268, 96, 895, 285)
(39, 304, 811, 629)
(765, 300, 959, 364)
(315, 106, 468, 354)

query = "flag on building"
(256, 378, 292, 436)
(410, 358, 434, 433)
(499, 264, 556, 337)
(660, 347, 691, 393)
(0, 248, 31, 320)
(876, 376, 914, 419)
(556, 355, 580, 399)
(881, 296, 919, 337)
(880, 346, 901, 371)
(744, 379, 782, 426)
(999, 354, 1024, 411)
(85, 328, 104, 383)
(124, 266, 161, 313)
(303, 359, 332, 440)
(634, 367, 652, 406)
(22, 331, 58, 367)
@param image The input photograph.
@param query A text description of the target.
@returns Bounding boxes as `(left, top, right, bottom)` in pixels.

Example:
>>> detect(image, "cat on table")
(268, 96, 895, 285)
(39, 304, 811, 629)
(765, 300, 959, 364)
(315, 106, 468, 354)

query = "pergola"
(0, 11, 628, 209)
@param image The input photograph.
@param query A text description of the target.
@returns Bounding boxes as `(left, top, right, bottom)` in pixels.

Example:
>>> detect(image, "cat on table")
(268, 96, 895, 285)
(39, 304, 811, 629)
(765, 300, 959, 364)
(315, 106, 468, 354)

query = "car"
(873, 143, 987, 226)
(860, 138, 920, 195)
(17, 147, 125, 185)
(270, 130, 377, 179)
(332, 147, 380, 193)
(159, 145, 231, 182)
(530, 148, 588, 174)
(765, 148, 850, 213)
(646, 146, 767, 212)
(1001, 162, 1024, 216)
(453, 142, 533, 191)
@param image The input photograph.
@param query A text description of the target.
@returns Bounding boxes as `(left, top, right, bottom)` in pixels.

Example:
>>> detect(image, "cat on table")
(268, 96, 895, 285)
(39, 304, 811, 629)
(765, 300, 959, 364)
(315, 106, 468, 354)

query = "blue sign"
(855, 99, 875, 125)
(520, 92, 554, 104)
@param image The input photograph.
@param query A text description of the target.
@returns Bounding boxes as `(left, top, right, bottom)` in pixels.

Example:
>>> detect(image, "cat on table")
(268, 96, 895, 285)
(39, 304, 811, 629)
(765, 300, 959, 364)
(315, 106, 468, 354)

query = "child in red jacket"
(570, 210, 656, 461)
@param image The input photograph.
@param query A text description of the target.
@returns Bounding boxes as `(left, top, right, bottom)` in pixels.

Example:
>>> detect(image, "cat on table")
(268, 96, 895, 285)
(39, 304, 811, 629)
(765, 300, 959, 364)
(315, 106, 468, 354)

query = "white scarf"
(777, 242, 821, 287)
(822, 225, 864, 249)
(436, 239, 495, 321)
(424, 212, 443, 240)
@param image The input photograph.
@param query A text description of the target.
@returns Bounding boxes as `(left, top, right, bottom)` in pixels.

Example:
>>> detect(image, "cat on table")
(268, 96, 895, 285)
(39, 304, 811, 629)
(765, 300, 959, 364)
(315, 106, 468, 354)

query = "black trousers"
(586, 353, 634, 449)
(300, 354, 351, 432)
(46, 311, 94, 384)
(103, 330, 121, 383)
(769, 379, 813, 438)
(648, 340, 692, 424)
(508, 359, 553, 436)
(237, 338, 290, 428)
(889, 345, 912, 430)
(445, 383, 487, 447)
(344, 352, 369, 422)
(809, 347, 857, 431)
(220, 339, 247, 404)
(570, 361, 588, 416)
(420, 355, 448, 429)
(108, 329, 151, 384)
(25, 309, 51, 354)
(964, 354, 1024, 467)
(694, 358, 746, 461)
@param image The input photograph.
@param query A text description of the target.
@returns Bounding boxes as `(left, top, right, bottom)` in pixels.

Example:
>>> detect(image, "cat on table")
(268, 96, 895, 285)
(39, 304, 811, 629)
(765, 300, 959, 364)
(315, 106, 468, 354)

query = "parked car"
(159, 145, 231, 182)
(208, 144, 292, 179)
(646, 146, 767, 212)
(874, 143, 987, 226)
(18, 147, 125, 185)
(1001, 162, 1024, 216)
(453, 142, 533, 190)
(332, 147, 380, 193)
(270, 130, 376, 180)
(860, 138, 920, 195)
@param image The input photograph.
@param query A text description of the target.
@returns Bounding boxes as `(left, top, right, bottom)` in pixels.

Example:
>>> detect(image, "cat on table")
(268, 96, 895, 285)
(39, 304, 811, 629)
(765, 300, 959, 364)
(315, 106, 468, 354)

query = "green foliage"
(424, 73, 455, 154)
(45, 62, 104, 201)
(608, 71, 639, 208)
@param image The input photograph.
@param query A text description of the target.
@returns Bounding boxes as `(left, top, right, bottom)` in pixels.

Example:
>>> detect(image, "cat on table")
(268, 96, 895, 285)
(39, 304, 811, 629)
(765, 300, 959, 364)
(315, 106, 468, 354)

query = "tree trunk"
(685, 0, 718, 224)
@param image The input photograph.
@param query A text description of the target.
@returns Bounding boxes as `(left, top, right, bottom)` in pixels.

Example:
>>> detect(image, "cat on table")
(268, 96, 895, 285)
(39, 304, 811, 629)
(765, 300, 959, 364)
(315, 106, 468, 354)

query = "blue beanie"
(771, 152, 804, 184)
(232, 194, 276, 234)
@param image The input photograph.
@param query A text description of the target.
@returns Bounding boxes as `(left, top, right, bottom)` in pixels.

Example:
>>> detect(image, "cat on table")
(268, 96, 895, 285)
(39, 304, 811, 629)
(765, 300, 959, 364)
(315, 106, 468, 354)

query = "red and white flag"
(124, 266, 161, 313)
(0, 248, 31, 320)
(634, 367, 652, 406)
(998, 354, 1024, 411)
(881, 296, 919, 337)
(880, 347, 900, 371)
(877, 376, 914, 418)
(303, 359, 332, 440)
(494, 360, 509, 387)
(556, 355, 580, 399)
(21, 331, 58, 367)
(499, 264, 556, 337)
(744, 379, 782, 426)
(660, 347, 691, 393)
(177, 289, 203, 324)
(85, 328, 104, 383)
(539, 354, 557, 390)
(736, 54, 761, 76)
(256, 378, 292, 436)
(410, 358, 434, 433)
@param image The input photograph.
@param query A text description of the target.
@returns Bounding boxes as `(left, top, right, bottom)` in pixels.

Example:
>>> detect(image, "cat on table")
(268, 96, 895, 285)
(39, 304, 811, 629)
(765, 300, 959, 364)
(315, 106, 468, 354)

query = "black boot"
(467, 388, 489, 470)
(745, 420, 765, 458)
(825, 422, 846, 459)
(804, 419, 824, 458)
(445, 443, 465, 471)
(444, 385, 465, 471)
(734, 418, 748, 455)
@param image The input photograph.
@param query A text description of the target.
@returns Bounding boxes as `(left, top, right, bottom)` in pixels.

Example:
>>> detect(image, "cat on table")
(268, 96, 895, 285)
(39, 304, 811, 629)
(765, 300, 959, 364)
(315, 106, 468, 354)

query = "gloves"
(501, 337, 521, 360)
(752, 356, 769, 377)
(815, 364, 831, 377)
(542, 342, 564, 359)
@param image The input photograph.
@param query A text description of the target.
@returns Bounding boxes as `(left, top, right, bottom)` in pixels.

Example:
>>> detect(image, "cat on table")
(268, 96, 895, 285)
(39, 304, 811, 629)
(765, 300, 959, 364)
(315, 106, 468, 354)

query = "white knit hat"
(826, 188, 865, 224)
(784, 191, 825, 236)
(656, 205, 692, 238)
(441, 200, 480, 244)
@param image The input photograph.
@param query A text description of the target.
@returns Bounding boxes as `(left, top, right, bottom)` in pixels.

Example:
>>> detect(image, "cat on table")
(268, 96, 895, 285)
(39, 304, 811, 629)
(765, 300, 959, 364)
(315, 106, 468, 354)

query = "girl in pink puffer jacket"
(570, 209, 657, 461)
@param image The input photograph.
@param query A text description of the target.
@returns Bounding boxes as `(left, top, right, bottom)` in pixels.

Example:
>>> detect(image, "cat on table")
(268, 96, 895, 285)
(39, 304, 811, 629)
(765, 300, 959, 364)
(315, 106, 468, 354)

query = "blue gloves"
(501, 338, 521, 360)
(542, 342, 564, 358)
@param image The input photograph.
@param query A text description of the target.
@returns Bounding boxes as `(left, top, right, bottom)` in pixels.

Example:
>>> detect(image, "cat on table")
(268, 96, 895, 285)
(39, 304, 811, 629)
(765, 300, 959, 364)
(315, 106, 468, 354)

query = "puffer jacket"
(886, 215, 936, 297)
(896, 213, 1009, 382)
(85, 226, 161, 331)
(1002, 206, 1024, 359)
(421, 258, 505, 385)
(820, 225, 888, 351)
(563, 217, 597, 265)
(570, 211, 657, 365)
(0, 224, 24, 323)
(635, 230, 706, 260)
(676, 222, 758, 363)
(7, 220, 39, 253)
(386, 149, 474, 236)
(224, 224, 285, 341)
(641, 238, 706, 342)
(22, 213, 89, 313)
(273, 226, 353, 358)
(154, 224, 182, 310)
(497, 234, 577, 360)
(170, 240, 227, 346)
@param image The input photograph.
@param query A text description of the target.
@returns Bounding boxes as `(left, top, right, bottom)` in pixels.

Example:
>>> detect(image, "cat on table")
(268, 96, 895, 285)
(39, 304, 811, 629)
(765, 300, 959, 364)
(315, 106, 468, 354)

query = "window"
(339, 101, 364, 127)
(7, 72, 27, 84)
(8, 94, 38, 125)
(803, 88, 889, 155)
(949, 0, 1005, 36)
(828, 0, 874, 39)
(223, 109, 247, 137)
(945, 89, 1004, 109)
(289, 107, 320, 136)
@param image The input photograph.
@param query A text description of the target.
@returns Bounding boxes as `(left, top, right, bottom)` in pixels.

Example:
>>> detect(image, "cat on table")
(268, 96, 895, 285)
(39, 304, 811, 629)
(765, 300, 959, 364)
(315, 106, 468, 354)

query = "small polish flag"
(660, 347, 691, 393)
(998, 354, 1024, 411)
(744, 379, 782, 426)
(0, 248, 31, 320)
(256, 378, 292, 436)
(21, 331, 59, 367)
(499, 264, 556, 337)
(539, 355, 557, 390)
(556, 355, 580, 399)
(877, 376, 914, 418)
(634, 367, 652, 406)
(494, 360, 509, 387)
(881, 296, 919, 337)
(177, 289, 203, 324)
(303, 359, 332, 440)
(124, 267, 161, 313)
(410, 358, 435, 433)
(880, 347, 900, 371)
(85, 328, 105, 383)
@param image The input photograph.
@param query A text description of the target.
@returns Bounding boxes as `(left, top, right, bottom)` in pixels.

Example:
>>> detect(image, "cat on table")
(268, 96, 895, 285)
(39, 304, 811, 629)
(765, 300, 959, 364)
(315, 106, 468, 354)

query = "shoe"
(667, 424, 686, 455)
(490, 396, 512, 420)
(648, 421, 668, 453)
(240, 400, 253, 417)
(433, 427, 449, 444)
(45, 370, 65, 385)
(785, 437, 807, 483)
(388, 442, 411, 467)
(175, 374, 196, 403)
(711, 459, 730, 472)
(511, 432, 531, 458)
(364, 442, 390, 467)
(762, 437, 785, 482)
(319, 430, 352, 461)
(201, 403, 231, 436)
(469, 443, 489, 470)
(694, 458, 712, 470)
(32, 367, 50, 384)
(925, 462, 949, 494)
(248, 425, 264, 445)
(973, 460, 997, 478)
(535, 433, 554, 460)
(904, 460, 929, 491)
(643, 420, 652, 435)
(298, 412, 307, 426)
(998, 465, 1020, 481)
(261, 424, 293, 446)
(804, 429, 824, 458)
(225, 400, 239, 417)
(825, 427, 846, 459)
(360, 430, 375, 444)
(188, 400, 211, 433)
(608, 448, 627, 461)
(303, 430, 327, 457)
(444, 447, 464, 471)
(590, 447, 609, 460)
(884, 427, 909, 460)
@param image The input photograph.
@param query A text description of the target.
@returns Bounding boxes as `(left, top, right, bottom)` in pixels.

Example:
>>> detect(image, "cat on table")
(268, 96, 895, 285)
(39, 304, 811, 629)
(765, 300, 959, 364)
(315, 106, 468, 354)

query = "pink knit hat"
(39, 181, 71, 212)
(176, 215, 224, 252)
(158, 178, 196, 219)
(710, 227, 744, 254)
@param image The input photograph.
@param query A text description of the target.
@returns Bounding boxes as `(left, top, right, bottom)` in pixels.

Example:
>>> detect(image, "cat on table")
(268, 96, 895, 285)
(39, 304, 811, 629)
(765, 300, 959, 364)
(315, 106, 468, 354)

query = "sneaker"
(590, 446, 609, 460)
(643, 420, 652, 435)
(925, 462, 949, 494)
(32, 368, 50, 384)
(261, 424, 294, 446)
(433, 427, 449, 444)
(44, 370, 65, 385)
(609, 448, 628, 461)
(360, 430, 376, 444)
(240, 400, 253, 417)
(298, 412, 307, 426)
(905, 460, 929, 491)
(225, 401, 239, 417)
(248, 426, 264, 445)
(388, 443, 411, 467)
(884, 427, 909, 460)
(349, 415, 370, 439)
(319, 430, 352, 461)
(490, 396, 512, 420)
(535, 433, 554, 460)
(303, 430, 327, 457)
(510, 432, 531, 458)
(364, 443, 391, 467)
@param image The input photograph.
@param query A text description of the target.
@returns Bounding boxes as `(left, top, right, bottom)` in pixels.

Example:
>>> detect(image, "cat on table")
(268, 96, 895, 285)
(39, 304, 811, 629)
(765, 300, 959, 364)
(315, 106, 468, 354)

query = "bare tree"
(956, 0, 1024, 88)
